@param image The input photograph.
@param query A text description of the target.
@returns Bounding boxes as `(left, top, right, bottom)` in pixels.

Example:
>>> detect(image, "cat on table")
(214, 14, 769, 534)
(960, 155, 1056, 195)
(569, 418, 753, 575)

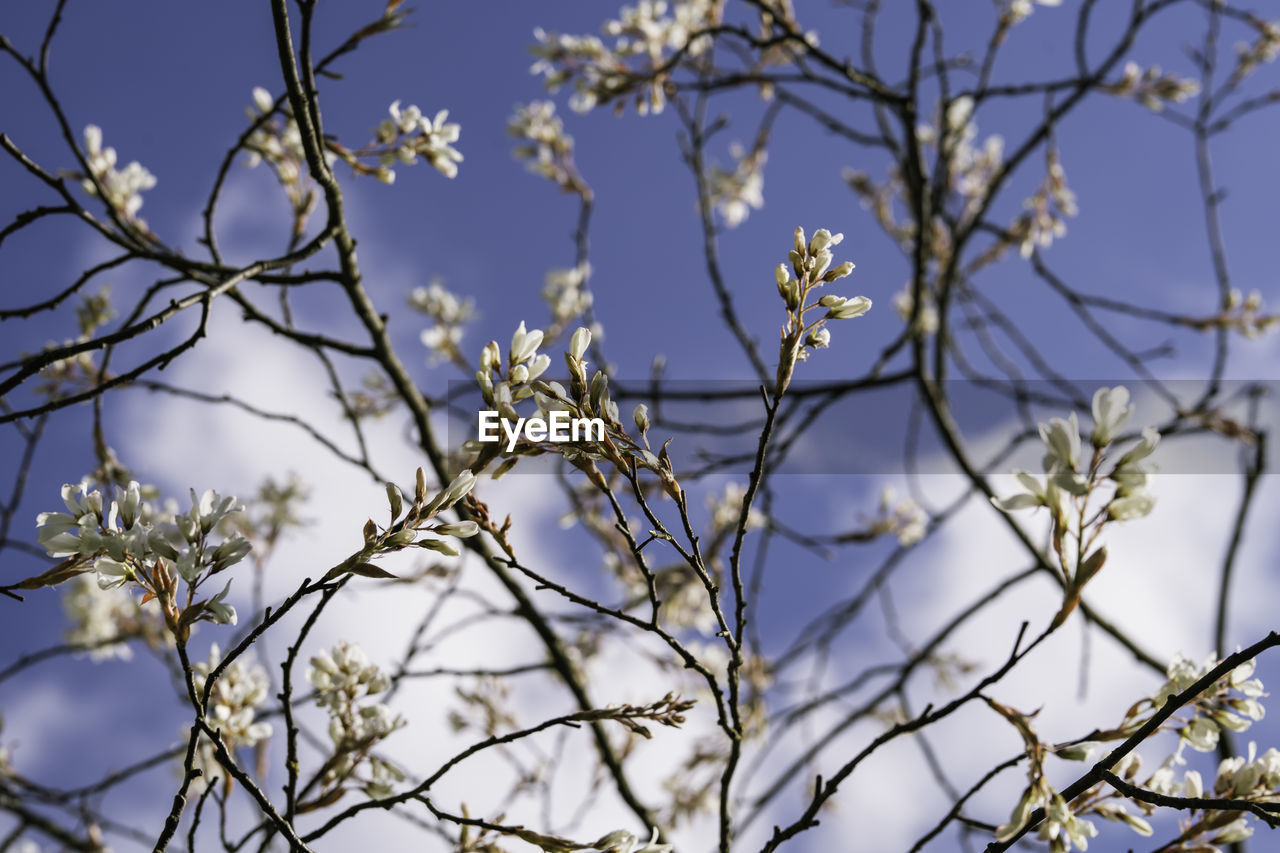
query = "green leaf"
(346, 562, 398, 580)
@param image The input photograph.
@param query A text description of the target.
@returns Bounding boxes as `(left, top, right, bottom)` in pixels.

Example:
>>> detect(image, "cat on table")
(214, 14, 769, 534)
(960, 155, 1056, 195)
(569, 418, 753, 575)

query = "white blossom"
(62, 575, 140, 661)
(1090, 386, 1132, 448)
(543, 263, 594, 324)
(81, 125, 156, 224)
(708, 482, 765, 533)
(411, 279, 475, 364)
(709, 143, 766, 227)
(377, 102, 463, 180)
(307, 641, 404, 795)
(997, 0, 1062, 26)
(187, 644, 272, 792)
(1108, 62, 1200, 111)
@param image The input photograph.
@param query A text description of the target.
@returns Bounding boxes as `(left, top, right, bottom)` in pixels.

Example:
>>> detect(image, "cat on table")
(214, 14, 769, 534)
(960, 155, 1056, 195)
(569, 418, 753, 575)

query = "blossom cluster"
(871, 486, 928, 547)
(245, 87, 310, 190)
(342, 467, 479, 572)
(507, 100, 587, 195)
(1084, 655, 1274, 849)
(189, 643, 273, 792)
(474, 321, 555, 428)
(996, 651, 1273, 851)
(370, 101, 463, 181)
(1154, 653, 1266, 753)
(307, 641, 405, 798)
(469, 323, 681, 497)
(917, 96, 1008, 228)
(1234, 15, 1280, 80)
(36, 480, 251, 640)
(773, 226, 869, 392)
(992, 699, 1107, 852)
(246, 89, 462, 194)
(80, 125, 156, 226)
(993, 386, 1159, 524)
(708, 142, 766, 228)
(1015, 147, 1078, 259)
(242, 86, 327, 237)
(529, 0, 723, 115)
(1199, 288, 1280, 339)
(847, 93, 1080, 300)
(542, 262, 594, 328)
(410, 278, 476, 365)
(1105, 62, 1200, 111)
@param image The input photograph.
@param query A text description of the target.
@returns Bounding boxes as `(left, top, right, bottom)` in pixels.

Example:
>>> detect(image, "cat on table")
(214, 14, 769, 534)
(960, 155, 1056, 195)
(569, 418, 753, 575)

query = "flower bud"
(784, 280, 801, 310)
(1055, 744, 1094, 762)
(569, 326, 591, 361)
(589, 370, 609, 413)
(119, 481, 141, 529)
(480, 341, 500, 373)
(252, 87, 274, 115)
(434, 521, 480, 538)
(793, 226, 806, 254)
(823, 261, 856, 282)
(826, 295, 872, 319)
(806, 327, 831, 349)
(633, 403, 650, 434)
(387, 529, 417, 547)
(443, 470, 477, 506)
(1184, 769, 1203, 798)
(812, 250, 833, 279)
(811, 229, 843, 255)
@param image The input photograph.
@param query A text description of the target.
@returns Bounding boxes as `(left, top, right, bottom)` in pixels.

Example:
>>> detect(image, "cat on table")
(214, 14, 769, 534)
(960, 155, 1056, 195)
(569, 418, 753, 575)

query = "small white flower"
(806, 327, 831, 349)
(1184, 768, 1203, 798)
(1091, 386, 1132, 447)
(1182, 715, 1220, 752)
(94, 556, 132, 590)
(205, 580, 238, 626)
(510, 321, 544, 365)
(1039, 412, 1081, 472)
(569, 326, 592, 362)
(1108, 490, 1155, 521)
(1214, 818, 1254, 844)
(824, 295, 872, 320)
(543, 263, 593, 323)
(709, 143, 766, 227)
(251, 87, 275, 115)
(81, 125, 157, 224)
(433, 521, 479, 538)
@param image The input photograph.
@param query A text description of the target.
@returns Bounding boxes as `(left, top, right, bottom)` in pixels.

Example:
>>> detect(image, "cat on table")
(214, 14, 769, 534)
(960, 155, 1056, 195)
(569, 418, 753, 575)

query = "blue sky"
(4, 1, 1280, 851)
